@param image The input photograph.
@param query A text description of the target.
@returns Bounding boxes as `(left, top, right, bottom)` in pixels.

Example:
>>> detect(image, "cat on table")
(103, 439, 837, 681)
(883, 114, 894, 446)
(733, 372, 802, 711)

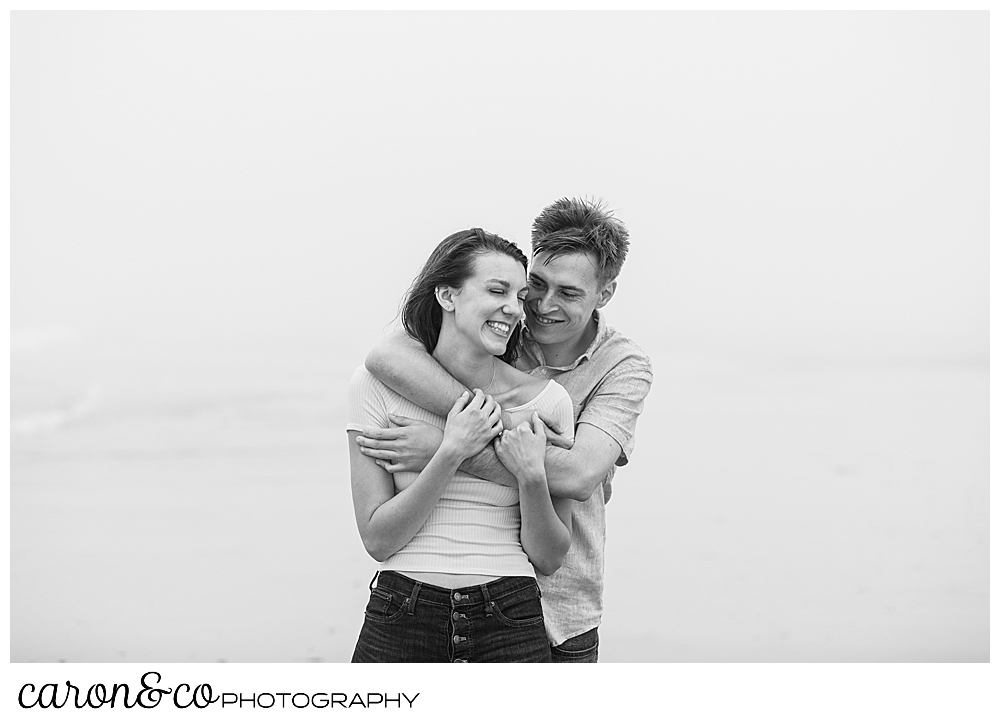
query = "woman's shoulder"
(350, 365, 424, 399)
(495, 363, 548, 406)
(498, 373, 571, 413)
(349, 366, 443, 423)
(349, 365, 391, 397)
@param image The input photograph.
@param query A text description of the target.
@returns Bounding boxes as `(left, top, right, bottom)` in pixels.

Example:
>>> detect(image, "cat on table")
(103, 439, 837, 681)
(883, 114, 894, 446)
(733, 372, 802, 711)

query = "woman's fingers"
(448, 390, 470, 417)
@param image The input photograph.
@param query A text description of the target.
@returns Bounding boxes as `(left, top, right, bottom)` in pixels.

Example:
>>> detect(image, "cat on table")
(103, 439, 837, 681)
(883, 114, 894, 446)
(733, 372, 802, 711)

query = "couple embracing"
(346, 198, 652, 663)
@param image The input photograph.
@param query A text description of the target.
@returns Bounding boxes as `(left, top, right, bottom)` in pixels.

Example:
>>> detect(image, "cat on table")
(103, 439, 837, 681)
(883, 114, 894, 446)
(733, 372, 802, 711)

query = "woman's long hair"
(401, 228, 527, 365)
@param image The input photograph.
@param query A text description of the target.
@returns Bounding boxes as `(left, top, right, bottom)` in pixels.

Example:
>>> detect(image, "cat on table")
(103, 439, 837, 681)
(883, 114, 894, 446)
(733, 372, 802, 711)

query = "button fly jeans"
(352, 571, 551, 663)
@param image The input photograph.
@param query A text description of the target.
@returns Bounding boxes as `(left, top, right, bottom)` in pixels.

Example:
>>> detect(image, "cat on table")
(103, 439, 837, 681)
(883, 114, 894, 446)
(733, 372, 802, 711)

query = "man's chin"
(526, 320, 562, 340)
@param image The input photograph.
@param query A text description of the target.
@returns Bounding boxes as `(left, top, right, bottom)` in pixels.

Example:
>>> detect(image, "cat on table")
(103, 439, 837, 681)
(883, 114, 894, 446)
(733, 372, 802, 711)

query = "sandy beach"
(10, 336, 988, 663)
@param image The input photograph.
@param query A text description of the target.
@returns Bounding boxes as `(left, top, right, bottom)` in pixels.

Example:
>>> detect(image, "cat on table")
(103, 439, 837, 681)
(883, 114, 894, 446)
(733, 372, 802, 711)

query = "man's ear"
(595, 279, 617, 310)
(435, 286, 456, 312)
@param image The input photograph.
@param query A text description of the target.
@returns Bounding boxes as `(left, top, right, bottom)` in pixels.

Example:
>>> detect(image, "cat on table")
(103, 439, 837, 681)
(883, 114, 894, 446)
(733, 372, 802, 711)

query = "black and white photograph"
(8, 6, 992, 718)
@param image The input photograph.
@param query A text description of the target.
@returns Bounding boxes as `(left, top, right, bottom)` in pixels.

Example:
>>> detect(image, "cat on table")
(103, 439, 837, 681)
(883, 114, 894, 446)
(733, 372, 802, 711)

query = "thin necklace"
(483, 357, 497, 394)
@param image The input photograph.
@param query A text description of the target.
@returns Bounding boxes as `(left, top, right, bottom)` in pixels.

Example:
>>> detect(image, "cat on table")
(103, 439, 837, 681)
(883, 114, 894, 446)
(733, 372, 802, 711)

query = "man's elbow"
(534, 549, 569, 577)
(529, 531, 571, 576)
(364, 345, 389, 378)
(553, 469, 605, 502)
(535, 560, 561, 577)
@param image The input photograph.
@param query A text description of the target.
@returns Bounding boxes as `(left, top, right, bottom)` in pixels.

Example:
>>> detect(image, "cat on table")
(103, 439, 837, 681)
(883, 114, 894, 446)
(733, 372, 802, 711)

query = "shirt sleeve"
(346, 366, 390, 433)
(576, 360, 653, 466)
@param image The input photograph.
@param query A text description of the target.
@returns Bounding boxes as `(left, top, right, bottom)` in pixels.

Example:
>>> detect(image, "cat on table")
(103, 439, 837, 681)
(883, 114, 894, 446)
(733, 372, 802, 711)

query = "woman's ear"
(435, 286, 456, 312)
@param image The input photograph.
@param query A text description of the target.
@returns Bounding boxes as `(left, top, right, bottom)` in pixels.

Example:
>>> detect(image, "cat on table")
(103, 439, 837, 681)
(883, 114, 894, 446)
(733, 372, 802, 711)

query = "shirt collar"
(522, 309, 609, 371)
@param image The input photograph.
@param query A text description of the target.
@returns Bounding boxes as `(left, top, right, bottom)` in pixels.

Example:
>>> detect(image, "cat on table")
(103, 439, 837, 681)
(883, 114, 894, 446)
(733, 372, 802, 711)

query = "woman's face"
(448, 252, 527, 357)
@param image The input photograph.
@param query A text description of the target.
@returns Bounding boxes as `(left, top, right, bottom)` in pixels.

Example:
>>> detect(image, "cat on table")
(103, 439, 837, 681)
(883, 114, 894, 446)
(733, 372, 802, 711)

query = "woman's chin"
(478, 333, 508, 356)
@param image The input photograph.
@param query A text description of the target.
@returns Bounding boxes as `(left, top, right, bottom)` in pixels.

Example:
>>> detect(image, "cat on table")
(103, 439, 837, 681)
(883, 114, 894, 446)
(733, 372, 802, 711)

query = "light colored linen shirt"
(347, 368, 575, 578)
(517, 310, 653, 646)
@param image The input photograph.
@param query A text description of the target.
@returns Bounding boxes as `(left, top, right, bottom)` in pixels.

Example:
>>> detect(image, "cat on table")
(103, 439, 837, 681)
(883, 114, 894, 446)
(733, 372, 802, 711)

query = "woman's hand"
(494, 412, 547, 485)
(441, 389, 503, 460)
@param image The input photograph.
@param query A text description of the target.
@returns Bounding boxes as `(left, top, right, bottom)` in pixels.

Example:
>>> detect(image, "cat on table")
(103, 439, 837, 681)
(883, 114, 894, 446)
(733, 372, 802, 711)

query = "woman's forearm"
(517, 474, 571, 576)
(362, 445, 464, 561)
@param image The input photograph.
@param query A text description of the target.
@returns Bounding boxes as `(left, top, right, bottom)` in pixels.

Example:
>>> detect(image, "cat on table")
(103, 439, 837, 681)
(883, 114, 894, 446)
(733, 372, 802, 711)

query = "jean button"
(453, 592, 461, 601)
(452, 611, 460, 621)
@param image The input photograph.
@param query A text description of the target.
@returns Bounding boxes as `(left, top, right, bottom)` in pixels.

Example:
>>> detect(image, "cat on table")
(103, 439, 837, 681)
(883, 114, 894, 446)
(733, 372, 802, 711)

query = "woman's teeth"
(486, 321, 510, 335)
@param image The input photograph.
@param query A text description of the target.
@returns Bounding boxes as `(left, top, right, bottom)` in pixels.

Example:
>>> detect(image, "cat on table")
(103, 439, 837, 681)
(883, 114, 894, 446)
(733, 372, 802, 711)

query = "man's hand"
(356, 414, 444, 474)
(535, 410, 574, 450)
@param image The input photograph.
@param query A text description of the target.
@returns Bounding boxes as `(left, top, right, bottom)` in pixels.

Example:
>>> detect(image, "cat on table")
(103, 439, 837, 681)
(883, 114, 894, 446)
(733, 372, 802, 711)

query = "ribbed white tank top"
(347, 366, 574, 578)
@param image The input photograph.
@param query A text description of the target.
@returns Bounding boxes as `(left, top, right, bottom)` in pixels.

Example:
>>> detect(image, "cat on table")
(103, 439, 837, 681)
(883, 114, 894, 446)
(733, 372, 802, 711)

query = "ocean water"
(10, 333, 989, 662)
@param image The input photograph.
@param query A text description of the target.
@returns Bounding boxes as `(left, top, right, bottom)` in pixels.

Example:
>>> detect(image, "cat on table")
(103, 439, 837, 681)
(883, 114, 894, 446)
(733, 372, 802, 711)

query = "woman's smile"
(485, 319, 512, 337)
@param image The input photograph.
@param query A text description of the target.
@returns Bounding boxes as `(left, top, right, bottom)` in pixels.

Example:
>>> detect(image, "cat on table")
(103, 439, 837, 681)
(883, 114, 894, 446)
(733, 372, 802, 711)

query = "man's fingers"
(374, 459, 403, 474)
(547, 431, 574, 450)
(358, 427, 404, 441)
(387, 414, 419, 426)
(535, 410, 564, 435)
(531, 412, 545, 437)
(359, 445, 394, 461)
(356, 436, 399, 451)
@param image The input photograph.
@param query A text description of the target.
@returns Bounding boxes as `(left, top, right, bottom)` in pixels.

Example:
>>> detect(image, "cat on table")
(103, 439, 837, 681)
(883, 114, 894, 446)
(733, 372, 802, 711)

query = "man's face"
(524, 250, 608, 349)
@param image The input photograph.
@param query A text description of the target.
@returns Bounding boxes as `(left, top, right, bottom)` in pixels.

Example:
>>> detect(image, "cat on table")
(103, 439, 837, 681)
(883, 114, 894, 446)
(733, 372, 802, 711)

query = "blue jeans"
(550, 626, 599, 663)
(352, 571, 551, 663)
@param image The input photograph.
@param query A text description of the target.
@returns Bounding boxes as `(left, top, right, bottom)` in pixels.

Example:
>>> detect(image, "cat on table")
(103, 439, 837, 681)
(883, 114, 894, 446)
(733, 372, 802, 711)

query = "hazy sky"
(11, 11, 988, 364)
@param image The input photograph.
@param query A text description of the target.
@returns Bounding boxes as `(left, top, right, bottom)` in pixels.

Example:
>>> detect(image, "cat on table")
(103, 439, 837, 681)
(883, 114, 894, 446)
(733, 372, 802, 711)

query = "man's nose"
(534, 290, 557, 313)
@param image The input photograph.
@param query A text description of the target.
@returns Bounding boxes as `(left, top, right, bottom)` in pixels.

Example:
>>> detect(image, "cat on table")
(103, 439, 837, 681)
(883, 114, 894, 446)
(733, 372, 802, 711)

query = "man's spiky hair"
(530, 197, 630, 286)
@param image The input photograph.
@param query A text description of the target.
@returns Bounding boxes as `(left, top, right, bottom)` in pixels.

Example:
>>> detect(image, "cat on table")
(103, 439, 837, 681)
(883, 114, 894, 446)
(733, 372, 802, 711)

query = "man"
(355, 197, 652, 662)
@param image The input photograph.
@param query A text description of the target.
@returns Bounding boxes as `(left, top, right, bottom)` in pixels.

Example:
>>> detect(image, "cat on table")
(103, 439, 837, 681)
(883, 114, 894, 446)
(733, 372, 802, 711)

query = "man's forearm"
(365, 330, 466, 416)
(458, 444, 518, 488)
(461, 437, 613, 498)
(541, 446, 605, 502)
(460, 444, 602, 498)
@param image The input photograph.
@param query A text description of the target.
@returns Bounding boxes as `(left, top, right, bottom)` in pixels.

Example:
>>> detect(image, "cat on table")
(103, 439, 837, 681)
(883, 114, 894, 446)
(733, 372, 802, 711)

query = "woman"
(346, 228, 574, 663)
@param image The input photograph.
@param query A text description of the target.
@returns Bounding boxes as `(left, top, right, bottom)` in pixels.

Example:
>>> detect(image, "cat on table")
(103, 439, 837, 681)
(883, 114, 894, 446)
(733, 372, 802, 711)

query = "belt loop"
(404, 581, 422, 615)
(368, 571, 380, 592)
(480, 583, 494, 617)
